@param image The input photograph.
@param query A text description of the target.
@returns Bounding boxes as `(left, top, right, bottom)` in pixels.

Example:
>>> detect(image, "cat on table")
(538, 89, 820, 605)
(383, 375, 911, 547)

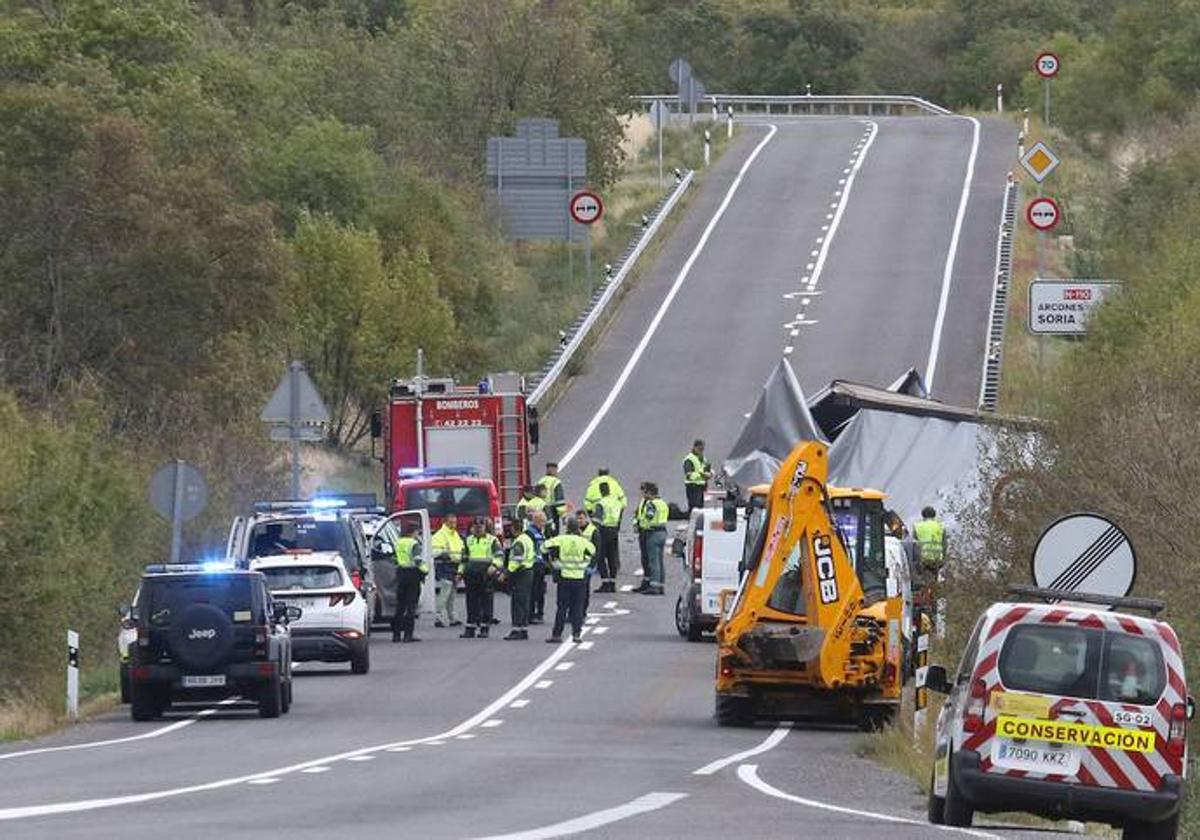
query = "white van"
(672, 498, 746, 642)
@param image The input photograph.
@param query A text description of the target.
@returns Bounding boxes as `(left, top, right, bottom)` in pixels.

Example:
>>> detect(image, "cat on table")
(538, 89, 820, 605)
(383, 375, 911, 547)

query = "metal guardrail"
(978, 178, 1019, 411)
(527, 171, 696, 406)
(633, 93, 953, 117)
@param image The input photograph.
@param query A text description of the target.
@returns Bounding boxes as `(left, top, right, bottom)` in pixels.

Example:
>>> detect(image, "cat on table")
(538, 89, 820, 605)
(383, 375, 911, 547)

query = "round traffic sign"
(1035, 51, 1060, 79)
(1026, 197, 1061, 232)
(1031, 513, 1136, 602)
(149, 461, 208, 523)
(569, 190, 604, 225)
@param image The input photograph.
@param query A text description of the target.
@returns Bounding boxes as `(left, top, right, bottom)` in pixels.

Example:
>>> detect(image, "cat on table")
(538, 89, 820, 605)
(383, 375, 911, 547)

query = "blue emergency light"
(396, 466, 481, 479)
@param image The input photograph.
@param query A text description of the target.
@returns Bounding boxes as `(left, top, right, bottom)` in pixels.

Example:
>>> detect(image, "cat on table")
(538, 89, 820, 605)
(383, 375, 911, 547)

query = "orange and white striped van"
(926, 597, 1191, 839)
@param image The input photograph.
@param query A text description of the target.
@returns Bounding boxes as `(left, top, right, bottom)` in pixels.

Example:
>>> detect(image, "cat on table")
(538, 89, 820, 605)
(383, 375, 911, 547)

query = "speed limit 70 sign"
(1035, 52, 1060, 79)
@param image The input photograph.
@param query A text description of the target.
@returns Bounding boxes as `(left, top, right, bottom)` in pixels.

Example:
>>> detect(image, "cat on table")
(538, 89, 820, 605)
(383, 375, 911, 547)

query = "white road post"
(1018, 131, 1025, 159)
(1023, 108, 1030, 135)
(703, 129, 711, 168)
(913, 632, 929, 742)
(726, 104, 733, 139)
(996, 83, 1003, 113)
(711, 99, 717, 122)
(67, 630, 80, 720)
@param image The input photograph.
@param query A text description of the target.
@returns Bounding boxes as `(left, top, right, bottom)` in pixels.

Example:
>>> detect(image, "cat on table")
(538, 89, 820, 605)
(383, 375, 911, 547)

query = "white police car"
(251, 553, 371, 674)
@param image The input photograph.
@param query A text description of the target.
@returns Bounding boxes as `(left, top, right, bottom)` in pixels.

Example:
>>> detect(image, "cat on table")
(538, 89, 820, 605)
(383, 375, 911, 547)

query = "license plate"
(182, 675, 226, 688)
(991, 738, 1079, 775)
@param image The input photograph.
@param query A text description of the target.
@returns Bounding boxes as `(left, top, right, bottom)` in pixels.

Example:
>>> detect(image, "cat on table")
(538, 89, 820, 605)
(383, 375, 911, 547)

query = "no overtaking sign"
(569, 190, 603, 225)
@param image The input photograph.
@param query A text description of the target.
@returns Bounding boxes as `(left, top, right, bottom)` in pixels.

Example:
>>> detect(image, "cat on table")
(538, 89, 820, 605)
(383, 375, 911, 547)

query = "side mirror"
(370, 410, 382, 439)
(923, 664, 952, 695)
(671, 536, 686, 558)
(285, 605, 303, 622)
(721, 490, 738, 533)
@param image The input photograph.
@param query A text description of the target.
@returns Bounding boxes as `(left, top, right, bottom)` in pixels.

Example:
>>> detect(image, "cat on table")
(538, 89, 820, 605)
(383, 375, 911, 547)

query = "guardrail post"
(67, 629, 80, 720)
(726, 105, 733, 139)
(703, 130, 710, 167)
(913, 632, 929, 742)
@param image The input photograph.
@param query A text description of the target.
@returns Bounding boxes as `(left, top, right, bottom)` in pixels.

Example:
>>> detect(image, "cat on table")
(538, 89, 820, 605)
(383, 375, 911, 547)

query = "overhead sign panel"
(1028, 279, 1120, 334)
(1020, 141, 1060, 183)
(486, 118, 587, 241)
(1032, 513, 1135, 603)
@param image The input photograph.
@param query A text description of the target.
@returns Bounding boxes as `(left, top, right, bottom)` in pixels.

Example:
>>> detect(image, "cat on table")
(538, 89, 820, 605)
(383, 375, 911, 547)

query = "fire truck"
(376, 371, 531, 525)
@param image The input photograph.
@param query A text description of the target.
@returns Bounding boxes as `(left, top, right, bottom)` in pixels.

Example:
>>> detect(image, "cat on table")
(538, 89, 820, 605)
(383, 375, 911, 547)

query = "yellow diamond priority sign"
(1021, 141, 1060, 183)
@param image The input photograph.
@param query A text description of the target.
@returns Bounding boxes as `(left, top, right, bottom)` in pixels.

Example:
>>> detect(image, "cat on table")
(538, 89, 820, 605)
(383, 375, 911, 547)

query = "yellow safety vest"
(584, 476, 626, 509)
(508, 532, 539, 572)
(636, 498, 669, 530)
(913, 519, 946, 567)
(595, 494, 624, 528)
(394, 536, 428, 573)
(461, 534, 502, 573)
(536, 475, 566, 512)
(431, 525, 464, 566)
(515, 496, 546, 525)
(683, 452, 710, 486)
(544, 534, 595, 580)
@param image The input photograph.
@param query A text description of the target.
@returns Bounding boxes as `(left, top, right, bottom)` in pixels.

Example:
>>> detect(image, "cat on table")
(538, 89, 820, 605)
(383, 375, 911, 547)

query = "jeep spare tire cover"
(168, 603, 235, 672)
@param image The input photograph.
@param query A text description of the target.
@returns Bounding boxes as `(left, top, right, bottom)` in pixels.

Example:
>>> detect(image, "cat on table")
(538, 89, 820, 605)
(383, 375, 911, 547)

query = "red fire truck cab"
(380, 372, 531, 532)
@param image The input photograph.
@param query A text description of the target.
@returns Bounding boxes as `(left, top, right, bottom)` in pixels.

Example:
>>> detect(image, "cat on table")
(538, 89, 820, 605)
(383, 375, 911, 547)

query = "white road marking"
(736, 765, 999, 838)
(556, 124, 779, 470)
(427, 740, 447, 746)
(554, 662, 575, 671)
(585, 616, 600, 625)
(603, 601, 618, 609)
(591, 626, 608, 635)
(783, 346, 794, 355)
(633, 569, 643, 576)
(577, 641, 594, 651)
(456, 734, 477, 740)
(301, 767, 330, 774)
(0, 698, 239, 762)
(815, 236, 823, 243)
(806, 120, 879, 293)
(801, 298, 811, 305)
(923, 116, 981, 393)
(482, 720, 504, 729)
(0, 621, 587, 821)
(821, 224, 829, 231)
(809, 249, 819, 257)
(535, 680, 554, 689)
(247, 778, 279, 786)
(347, 755, 375, 762)
(471, 792, 688, 840)
(619, 584, 634, 592)
(693, 723, 792, 776)
(805, 262, 814, 270)
(510, 699, 530, 709)
(790, 329, 799, 337)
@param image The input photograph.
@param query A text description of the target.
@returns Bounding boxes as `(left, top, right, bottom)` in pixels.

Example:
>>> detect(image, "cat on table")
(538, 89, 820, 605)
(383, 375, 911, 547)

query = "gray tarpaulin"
(827, 409, 990, 527)
(722, 358, 824, 487)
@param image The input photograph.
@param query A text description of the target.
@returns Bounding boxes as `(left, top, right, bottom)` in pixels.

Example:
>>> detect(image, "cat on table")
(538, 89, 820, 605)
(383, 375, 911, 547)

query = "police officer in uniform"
(637, 483, 669, 595)
(460, 517, 503, 638)
(391, 522, 428, 643)
(584, 467, 626, 512)
(536, 462, 567, 535)
(913, 506, 946, 574)
(543, 519, 596, 643)
(504, 510, 546, 640)
(431, 513, 464, 628)
(683, 439, 713, 512)
(515, 484, 547, 531)
(576, 509, 599, 613)
(592, 480, 625, 593)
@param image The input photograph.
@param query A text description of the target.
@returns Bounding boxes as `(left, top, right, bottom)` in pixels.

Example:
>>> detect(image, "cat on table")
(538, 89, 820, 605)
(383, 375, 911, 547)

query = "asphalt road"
(0, 115, 1076, 839)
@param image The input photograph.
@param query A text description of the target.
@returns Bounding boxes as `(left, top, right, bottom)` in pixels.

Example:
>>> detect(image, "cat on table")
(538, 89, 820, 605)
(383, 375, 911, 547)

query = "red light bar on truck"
(397, 466, 481, 480)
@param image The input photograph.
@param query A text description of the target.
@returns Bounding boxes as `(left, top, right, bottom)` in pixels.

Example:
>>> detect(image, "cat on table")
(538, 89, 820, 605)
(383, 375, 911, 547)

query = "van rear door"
(700, 508, 745, 618)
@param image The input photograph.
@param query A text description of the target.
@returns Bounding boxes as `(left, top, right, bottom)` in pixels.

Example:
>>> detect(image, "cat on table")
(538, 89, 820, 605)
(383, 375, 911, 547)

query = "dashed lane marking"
(347, 755, 374, 762)
(301, 767, 330, 775)
(577, 641, 594, 651)
(510, 699, 530, 709)
(619, 585, 634, 592)
(591, 627, 608, 636)
(482, 720, 504, 729)
(247, 779, 279, 786)
(554, 662, 575, 672)
(456, 734, 477, 740)
(535, 680, 554, 689)
(603, 601, 618, 609)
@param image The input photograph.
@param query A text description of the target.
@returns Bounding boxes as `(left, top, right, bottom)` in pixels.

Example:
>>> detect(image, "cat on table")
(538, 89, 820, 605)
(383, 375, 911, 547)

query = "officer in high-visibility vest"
(584, 468, 626, 512)
(431, 513, 465, 628)
(459, 516, 503, 638)
(576, 508, 600, 613)
(391, 522, 428, 643)
(504, 509, 546, 640)
(636, 482, 669, 595)
(913, 506, 946, 573)
(592, 480, 625, 593)
(536, 462, 567, 534)
(543, 518, 596, 643)
(683, 439, 713, 511)
(521, 485, 551, 624)
(515, 484, 547, 531)
(633, 481, 651, 591)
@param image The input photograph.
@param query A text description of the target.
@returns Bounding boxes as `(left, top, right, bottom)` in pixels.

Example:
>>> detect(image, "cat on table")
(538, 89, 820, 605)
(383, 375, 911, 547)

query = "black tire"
(927, 765, 946, 825)
(715, 692, 754, 727)
(130, 684, 163, 722)
(258, 675, 282, 719)
(350, 642, 370, 675)
(1123, 812, 1179, 840)
(685, 605, 704, 642)
(119, 664, 131, 704)
(942, 751, 974, 827)
(280, 679, 292, 714)
(674, 595, 688, 638)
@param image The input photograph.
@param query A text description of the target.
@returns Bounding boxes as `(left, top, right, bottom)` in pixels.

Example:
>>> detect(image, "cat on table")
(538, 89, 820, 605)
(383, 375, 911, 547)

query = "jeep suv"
(126, 564, 297, 721)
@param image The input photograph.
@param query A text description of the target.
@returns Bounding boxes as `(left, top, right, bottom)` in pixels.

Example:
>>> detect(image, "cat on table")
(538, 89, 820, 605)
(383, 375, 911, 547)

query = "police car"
(250, 553, 371, 674)
(926, 586, 1192, 839)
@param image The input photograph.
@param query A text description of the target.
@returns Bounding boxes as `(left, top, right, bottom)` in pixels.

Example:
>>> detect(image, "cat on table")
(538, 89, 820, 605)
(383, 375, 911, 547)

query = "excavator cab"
(715, 441, 902, 729)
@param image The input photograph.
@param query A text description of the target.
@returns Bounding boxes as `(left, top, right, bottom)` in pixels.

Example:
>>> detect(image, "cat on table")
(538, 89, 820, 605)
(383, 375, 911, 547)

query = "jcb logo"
(813, 534, 838, 604)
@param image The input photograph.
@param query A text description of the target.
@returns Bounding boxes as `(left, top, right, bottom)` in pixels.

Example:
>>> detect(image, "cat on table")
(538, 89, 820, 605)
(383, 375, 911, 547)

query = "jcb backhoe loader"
(714, 440, 903, 729)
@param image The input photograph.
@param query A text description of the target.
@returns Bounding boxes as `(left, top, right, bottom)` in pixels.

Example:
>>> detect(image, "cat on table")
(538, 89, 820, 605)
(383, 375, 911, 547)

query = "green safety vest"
(584, 476, 626, 510)
(544, 534, 595, 580)
(913, 519, 946, 567)
(594, 494, 624, 528)
(683, 451, 710, 486)
(515, 495, 546, 525)
(536, 475, 566, 512)
(431, 525, 464, 566)
(580, 522, 597, 543)
(461, 534, 502, 573)
(636, 498, 669, 530)
(508, 531, 539, 572)
(394, 536, 428, 573)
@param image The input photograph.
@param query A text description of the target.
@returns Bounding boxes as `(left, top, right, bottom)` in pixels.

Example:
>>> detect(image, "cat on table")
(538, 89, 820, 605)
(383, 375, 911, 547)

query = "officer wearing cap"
(536, 462, 567, 534)
(391, 521, 428, 643)
(683, 439, 713, 512)
(636, 482, 669, 595)
(459, 517, 503, 638)
(543, 518, 596, 643)
(591, 477, 625, 593)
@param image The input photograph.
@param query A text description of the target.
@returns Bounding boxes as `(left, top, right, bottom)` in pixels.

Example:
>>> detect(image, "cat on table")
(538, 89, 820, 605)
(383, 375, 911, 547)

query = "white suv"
(251, 554, 371, 674)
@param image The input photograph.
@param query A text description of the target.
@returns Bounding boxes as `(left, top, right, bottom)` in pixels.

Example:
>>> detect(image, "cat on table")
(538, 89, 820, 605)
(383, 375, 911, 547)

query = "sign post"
(148, 460, 208, 563)
(1035, 51, 1060, 126)
(66, 630, 79, 720)
(570, 190, 604, 298)
(261, 361, 330, 497)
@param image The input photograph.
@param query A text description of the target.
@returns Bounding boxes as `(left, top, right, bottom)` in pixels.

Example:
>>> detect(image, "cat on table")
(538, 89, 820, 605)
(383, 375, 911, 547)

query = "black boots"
(460, 625, 476, 638)
(478, 624, 490, 638)
(503, 628, 529, 640)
